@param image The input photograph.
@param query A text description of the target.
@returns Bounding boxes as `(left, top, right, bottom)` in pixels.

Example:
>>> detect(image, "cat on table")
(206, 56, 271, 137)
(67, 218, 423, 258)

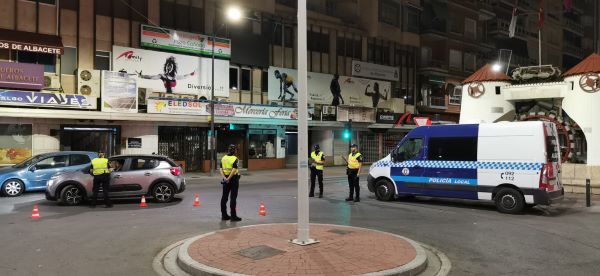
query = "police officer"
(309, 144, 325, 198)
(345, 144, 363, 202)
(90, 151, 112, 208)
(220, 144, 242, 222)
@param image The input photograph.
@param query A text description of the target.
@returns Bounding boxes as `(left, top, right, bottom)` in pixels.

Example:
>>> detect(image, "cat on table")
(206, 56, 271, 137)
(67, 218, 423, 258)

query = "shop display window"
(0, 124, 32, 165)
(248, 130, 276, 159)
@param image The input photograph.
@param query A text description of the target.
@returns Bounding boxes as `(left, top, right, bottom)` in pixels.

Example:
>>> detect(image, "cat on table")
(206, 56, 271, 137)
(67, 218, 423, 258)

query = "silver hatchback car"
(45, 155, 186, 205)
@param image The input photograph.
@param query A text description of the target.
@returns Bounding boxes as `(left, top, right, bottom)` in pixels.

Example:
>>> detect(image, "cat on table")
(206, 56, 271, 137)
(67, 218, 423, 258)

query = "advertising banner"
(147, 98, 313, 120)
(0, 90, 96, 109)
(0, 61, 44, 90)
(376, 112, 401, 124)
(140, 24, 231, 59)
(0, 124, 32, 165)
(112, 45, 229, 98)
(352, 60, 400, 81)
(337, 106, 375, 123)
(267, 66, 391, 108)
(101, 71, 138, 113)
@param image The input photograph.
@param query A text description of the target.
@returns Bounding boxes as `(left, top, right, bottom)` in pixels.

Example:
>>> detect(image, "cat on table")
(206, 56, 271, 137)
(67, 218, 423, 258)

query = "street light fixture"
(492, 63, 502, 72)
(226, 6, 243, 22)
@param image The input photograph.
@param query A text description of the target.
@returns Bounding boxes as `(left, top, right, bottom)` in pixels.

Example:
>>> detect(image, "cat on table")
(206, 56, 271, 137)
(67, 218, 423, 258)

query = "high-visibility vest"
(311, 151, 324, 171)
(91, 158, 110, 175)
(221, 155, 238, 176)
(347, 152, 362, 169)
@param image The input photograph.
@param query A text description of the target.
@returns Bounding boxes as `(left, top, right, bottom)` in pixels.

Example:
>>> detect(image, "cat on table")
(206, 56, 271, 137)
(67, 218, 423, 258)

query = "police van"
(367, 121, 564, 214)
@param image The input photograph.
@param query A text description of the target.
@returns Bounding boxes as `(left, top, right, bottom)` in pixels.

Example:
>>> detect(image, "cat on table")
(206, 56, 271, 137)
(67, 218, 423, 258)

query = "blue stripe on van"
(391, 176, 477, 185)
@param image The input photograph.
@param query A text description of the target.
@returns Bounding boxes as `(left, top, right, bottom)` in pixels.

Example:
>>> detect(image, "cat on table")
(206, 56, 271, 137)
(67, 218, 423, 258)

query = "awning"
(0, 28, 64, 55)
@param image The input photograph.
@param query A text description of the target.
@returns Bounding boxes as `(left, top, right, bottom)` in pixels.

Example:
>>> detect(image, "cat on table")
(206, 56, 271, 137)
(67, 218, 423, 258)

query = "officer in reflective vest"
(309, 144, 325, 198)
(220, 144, 242, 222)
(345, 144, 363, 202)
(90, 151, 112, 208)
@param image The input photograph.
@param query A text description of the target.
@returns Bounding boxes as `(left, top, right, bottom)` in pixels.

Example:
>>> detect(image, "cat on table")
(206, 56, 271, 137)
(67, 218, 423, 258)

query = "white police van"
(367, 121, 564, 214)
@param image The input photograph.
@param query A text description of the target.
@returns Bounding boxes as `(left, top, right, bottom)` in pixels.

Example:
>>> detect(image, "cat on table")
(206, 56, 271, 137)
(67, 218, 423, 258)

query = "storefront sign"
(0, 124, 32, 165)
(112, 46, 229, 98)
(337, 106, 375, 123)
(268, 66, 392, 108)
(376, 112, 401, 124)
(127, 138, 142, 148)
(140, 25, 231, 59)
(147, 98, 313, 120)
(0, 90, 96, 109)
(352, 60, 399, 81)
(0, 61, 44, 90)
(101, 71, 138, 113)
(0, 41, 63, 55)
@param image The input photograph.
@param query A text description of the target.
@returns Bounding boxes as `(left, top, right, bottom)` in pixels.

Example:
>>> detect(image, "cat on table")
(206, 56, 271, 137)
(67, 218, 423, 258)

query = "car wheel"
(495, 188, 525, 214)
(2, 179, 24, 197)
(60, 184, 85, 206)
(152, 183, 174, 203)
(374, 179, 395, 201)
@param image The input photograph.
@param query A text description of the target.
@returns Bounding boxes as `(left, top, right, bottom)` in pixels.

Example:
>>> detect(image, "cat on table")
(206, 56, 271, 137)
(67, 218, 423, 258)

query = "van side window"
(395, 138, 423, 161)
(427, 137, 478, 161)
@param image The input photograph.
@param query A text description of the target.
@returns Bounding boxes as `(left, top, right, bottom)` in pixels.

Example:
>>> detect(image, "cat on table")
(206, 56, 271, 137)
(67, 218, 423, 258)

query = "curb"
(419, 243, 452, 276)
(176, 223, 428, 276)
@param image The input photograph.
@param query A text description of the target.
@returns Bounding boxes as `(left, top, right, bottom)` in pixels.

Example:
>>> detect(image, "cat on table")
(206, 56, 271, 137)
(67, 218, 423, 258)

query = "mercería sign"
(0, 41, 63, 55)
(0, 61, 44, 90)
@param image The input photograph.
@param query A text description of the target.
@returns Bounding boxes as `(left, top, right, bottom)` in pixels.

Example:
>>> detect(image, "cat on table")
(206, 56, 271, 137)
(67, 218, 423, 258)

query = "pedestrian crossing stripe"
(372, 160, 543, 171)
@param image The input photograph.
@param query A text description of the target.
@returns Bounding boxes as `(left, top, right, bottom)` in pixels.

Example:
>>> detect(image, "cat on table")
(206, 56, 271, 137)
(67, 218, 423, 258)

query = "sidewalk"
(184, 166, 366, 183)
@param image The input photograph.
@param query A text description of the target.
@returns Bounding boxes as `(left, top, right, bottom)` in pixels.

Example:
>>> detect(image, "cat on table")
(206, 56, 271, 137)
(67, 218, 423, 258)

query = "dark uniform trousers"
(310, 167, 323, 196)
(91, 173, 112, 206)
(221, 175, 240, 217)
(347, 169, 360, 199)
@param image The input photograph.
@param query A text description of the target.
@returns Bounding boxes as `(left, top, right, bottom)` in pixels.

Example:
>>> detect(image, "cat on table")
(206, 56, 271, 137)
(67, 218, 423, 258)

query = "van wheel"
(60, 184, 85, 206)
(495, 188, 525, 214)
(152, 183, 174, 203)
(374, 179, 395, 201)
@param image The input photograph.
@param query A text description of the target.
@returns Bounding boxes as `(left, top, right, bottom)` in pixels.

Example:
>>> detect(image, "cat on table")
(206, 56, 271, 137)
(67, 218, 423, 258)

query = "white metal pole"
(538, 29, 541, 67)
(292, 0, 317, 246)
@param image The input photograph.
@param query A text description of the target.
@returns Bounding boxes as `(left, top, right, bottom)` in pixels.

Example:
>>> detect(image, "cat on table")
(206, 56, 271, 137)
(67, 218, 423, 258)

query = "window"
(449, 49, 462, 70)
(449, 18, 462, 34)
(61, 47, 77, 75)
(421, 47, 432, 66)
(26, 0, 56, 4)
(464, 52, 476, 72)
(109, 158, 126, 172)
(249, 130, 276, 159)
(465, 18, 477, 39)
(241, 68, 251, 91)
(337, 36, 362, 59)
(129, 158, 159, 170)
(272, 25, 294, 47)
(35, 155, 68, 170)
(69, 155, 91, 166)
(427, 137, 478, 161)
(404, 7, 420, 33)
(308, 31, 329, 53)
(449, 86, 461, 105)
(94, 51, 110, 71)
(0, 124, 32, 166)
(261, 70, 268, 92)
(393, 138, 423, 161)
(379, 0, 400, 26)
(495, 86, 501, 95)
(14, 51, 55, 73)
(229, 67, 239, 90)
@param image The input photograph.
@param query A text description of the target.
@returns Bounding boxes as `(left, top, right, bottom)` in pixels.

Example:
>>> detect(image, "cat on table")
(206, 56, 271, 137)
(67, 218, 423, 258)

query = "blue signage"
(0, 90, 96, 109)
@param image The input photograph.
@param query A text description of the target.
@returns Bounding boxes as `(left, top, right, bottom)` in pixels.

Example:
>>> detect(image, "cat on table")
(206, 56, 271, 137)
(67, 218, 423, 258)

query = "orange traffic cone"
(31, 204, 40, 220)
(259, 201, 266, 216)
(193, 194, 201, 207)
(139, 195, 148, 208)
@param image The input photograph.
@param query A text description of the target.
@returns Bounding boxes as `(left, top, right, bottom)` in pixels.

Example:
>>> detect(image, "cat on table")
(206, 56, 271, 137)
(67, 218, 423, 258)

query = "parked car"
(368, 121, 564, 214)
(45, 155, 185, 205)
(0, 151, 98, 197)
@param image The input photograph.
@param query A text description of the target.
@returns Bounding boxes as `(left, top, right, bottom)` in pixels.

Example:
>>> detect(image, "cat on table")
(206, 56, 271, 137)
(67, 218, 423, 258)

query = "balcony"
(477, 0, 496, 20)
(420, 59, 448, 73)
(564, 19, 584, 35)
(421, 19, 447, 40)
(490, 19, 533, 40)
(564, 43, 585, 58)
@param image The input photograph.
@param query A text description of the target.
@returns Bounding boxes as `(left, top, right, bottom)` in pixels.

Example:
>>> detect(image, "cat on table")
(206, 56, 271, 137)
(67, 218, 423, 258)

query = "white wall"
(459, 81, 515, 124)
(562, 75, 600, 165)
(120, 122, 158, 155)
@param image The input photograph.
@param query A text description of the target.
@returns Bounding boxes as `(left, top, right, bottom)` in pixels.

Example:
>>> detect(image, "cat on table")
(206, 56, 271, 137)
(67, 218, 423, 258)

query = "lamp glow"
(492, 63, 502, 72)
(226, 6, 243, 22)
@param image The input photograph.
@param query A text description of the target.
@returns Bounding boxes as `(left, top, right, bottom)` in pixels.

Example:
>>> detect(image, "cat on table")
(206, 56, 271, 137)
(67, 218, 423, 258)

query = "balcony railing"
(428, 96, 447, 109)
(564, 44, 585, 57)
(490, 19, 533, 38)
(449, 96, 461, 105)
(421, 19, 447, 36)
(565, 19, 584, 34)
(421, 59, 448, 71)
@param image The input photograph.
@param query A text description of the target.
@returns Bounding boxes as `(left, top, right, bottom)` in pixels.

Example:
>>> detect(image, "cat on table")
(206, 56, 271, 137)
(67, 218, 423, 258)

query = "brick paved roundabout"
(167, 223, 433, 276)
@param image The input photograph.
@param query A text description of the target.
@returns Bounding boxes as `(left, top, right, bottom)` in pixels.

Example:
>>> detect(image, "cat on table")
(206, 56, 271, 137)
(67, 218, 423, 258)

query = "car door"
(109, 157, 158, 196)
(390, 137, 425, 195)
(27, 154, 69, 189)
(108, 157, 139, 196)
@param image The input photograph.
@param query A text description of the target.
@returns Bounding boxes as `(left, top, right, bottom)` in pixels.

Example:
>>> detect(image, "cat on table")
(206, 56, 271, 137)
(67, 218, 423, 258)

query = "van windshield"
(394, 138, 423, 161)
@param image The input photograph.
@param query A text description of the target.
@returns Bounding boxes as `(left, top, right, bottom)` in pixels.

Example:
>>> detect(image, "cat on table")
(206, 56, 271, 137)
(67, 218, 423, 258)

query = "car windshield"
(12, 155, 43, 169)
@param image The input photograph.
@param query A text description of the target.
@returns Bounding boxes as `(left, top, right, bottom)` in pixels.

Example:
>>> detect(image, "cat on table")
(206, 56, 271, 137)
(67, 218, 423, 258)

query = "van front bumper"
(531, 187, 564, 205)
(367, 175, 376, 192)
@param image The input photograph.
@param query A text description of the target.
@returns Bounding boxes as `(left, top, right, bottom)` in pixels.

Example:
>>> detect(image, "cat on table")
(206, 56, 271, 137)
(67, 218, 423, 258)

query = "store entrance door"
(60, 126, 120, 156)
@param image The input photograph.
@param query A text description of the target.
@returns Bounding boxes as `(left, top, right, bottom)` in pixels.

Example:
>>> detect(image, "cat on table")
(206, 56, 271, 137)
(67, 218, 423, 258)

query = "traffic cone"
(193, 194, 201, 207)
(31, 204, 40, 220)
(139, 195, 148, 208)
(259, 201, 266, 216)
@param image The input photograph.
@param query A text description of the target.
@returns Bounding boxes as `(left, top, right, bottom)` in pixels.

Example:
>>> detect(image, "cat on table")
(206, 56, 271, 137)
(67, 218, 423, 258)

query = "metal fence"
(158, 126, 208, 172)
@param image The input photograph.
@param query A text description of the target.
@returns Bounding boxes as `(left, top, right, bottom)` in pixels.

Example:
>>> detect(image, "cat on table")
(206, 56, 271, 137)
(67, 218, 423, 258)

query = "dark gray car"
(45, 155, 185, 205)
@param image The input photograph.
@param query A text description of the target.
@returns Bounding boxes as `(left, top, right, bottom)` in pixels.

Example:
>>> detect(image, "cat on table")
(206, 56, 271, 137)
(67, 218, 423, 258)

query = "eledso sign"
(0, 42, 63, 55)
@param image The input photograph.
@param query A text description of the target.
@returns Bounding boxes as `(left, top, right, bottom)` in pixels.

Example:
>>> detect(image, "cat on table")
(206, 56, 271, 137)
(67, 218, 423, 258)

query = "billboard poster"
(140, 24, 231, 59)
(147, 98, 313, 120)
(0, 124, 32, 165)
(112, 45, 229, 98)
(0, 90, 96, 109)
(352, 60, 400, 81)
(267, 66, 391, 108)
(101, 71, 138, 113)
(0, 61, 44, 90)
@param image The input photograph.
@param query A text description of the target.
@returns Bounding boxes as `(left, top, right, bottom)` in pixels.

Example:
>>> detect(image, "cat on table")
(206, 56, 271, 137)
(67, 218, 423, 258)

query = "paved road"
(0, 177, 599, 276)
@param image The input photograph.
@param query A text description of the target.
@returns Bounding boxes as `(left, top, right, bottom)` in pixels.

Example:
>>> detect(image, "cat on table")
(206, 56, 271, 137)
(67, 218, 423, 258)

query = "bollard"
(586, 179, 591, 207)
